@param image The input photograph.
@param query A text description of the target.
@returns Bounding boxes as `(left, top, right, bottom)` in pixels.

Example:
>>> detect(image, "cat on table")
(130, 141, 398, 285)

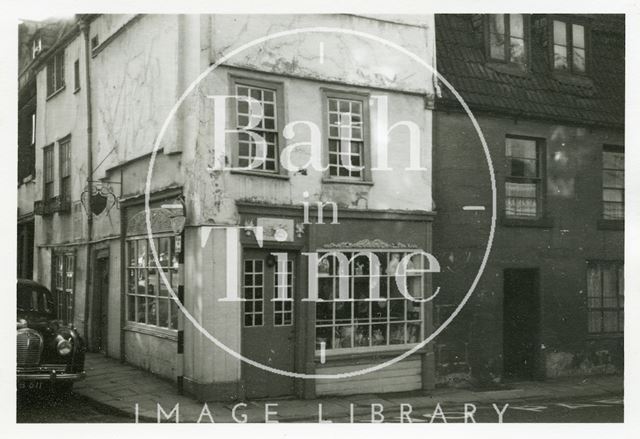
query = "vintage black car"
(17, 279, 85, 391)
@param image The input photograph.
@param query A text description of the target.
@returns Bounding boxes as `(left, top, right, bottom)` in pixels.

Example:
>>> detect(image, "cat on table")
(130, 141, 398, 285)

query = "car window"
(17, 285, 54, 314)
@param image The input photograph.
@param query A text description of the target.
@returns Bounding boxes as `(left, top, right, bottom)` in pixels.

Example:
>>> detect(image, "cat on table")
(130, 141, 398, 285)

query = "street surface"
(17, 389, 622, 423)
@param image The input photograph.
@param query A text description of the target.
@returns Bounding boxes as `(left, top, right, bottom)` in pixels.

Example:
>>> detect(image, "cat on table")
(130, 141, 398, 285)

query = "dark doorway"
(241, 248, 296, 399)
(503, 268, 540, 380)
(91, 251, 110, 354)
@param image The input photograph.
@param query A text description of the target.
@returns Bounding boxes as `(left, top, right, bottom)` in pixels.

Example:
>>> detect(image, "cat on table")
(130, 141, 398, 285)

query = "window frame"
(125, 234, 180, 332)
(58, 136, 71, 207)
(549, 17, 590, 76)
(504, 135, 546, 220)
(321, 88, 372, 184)
(601, 144, 624, 221)
(52, 251, 75, 324)
(485, 14, 530, 69)
(46, 50, 65, 98)
(586, 260, 624, 335)
(228, 75, 287, 178)
(42, 143, 55, 202)
(314, 250, 426, 356)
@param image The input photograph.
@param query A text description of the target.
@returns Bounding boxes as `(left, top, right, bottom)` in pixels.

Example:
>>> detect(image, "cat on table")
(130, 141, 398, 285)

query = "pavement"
(72, 352, 623, 423)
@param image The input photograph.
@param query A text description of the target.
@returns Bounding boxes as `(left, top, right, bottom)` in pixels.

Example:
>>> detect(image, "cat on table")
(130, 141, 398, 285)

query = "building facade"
(20, 14, 439, 401)
(432, 14, 624, 385)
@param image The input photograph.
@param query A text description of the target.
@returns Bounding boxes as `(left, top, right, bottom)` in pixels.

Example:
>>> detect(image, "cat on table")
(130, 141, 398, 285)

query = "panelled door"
(241, 249, 296, 398)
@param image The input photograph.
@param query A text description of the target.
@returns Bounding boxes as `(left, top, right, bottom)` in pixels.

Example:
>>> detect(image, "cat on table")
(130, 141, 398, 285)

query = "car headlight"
(56, 335, 73, 356)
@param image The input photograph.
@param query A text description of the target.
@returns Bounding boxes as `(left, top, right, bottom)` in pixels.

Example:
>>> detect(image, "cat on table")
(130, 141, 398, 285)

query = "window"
(315, 251, 426, 353)
(505, 137, 543, 218)
(74, 60, 80, 91)
(602, 146, 624, 220)
(234, 81, 280, 172)
(243, 259, 264, 327)
(31, 38, 42, 59)
(587, 262, 623, 334)
(326, 93, 367, 180)
(126, 236, 179, 329)
(59, 137, 71, 205)
(553, 20, 586, 74)
(91, 35, 99, 51)
(31, 113, 36, 146)
(43, 144, 54, 201)
(274, 259, 294, 326)
(53, 253, 74, 323)
(488, 14, 527, 67)
(46, 51, 65, 96)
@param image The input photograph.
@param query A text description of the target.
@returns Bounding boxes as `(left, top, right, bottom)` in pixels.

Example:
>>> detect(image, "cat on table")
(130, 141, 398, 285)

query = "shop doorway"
(241, 249, 296, 399)
(91, 250, 110, 354)
(503, 268, 540, 380)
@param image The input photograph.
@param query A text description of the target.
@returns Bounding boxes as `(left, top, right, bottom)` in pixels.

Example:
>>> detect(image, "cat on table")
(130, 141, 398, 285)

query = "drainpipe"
(80, 17, 94, 342)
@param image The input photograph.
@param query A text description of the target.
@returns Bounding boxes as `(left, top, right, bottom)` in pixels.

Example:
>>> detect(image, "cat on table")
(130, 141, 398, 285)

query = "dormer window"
(31, 37, 42, 59)
(488, 14, 527, 68)
(553, 20, 586, 74)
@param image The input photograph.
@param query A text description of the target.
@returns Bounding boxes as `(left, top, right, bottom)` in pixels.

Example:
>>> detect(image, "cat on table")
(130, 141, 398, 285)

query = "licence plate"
(18, 381, 43, 390)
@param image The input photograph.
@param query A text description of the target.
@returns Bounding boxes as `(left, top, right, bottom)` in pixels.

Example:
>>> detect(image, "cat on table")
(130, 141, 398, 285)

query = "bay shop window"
(126, 236, 179, 330)
(315, 251, 428, 353)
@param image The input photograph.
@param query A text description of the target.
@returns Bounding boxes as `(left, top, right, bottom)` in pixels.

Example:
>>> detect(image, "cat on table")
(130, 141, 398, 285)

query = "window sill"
(597, 219, 624, 231)
(322, 178, 374, 186)
(501, 216, 554, 229)
(315, 344, 428, 364)
(486, 62, 529, 77)
(230, 169, 289, 180)
(552, 72, 593, 87)
(123, 323, 178, 341)
(586, 332, 623, 340)
(73, 87, 81, 95)
(46, 85, 66, 101)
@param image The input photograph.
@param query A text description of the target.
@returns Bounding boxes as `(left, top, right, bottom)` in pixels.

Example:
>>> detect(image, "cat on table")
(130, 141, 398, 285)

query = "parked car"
(17, 279, 85, 392)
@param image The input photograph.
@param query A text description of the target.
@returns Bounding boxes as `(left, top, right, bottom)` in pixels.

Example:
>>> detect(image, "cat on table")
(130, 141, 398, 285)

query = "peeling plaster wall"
(433, 111, 624, 384)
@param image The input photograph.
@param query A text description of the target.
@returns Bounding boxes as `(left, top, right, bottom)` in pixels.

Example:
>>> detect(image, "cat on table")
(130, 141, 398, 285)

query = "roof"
(434, 14, 624, 128)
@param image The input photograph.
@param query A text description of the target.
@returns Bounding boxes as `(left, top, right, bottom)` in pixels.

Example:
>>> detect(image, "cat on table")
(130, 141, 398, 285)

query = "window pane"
(572, 24, 585, 48)
(603, 202, 624, 220)
(505, 182, 537, 217)
(490, 32, 505, 60)
(553, 20, 567, 45)
(490, 14, 505, 34)
(510, 14, 524, 38)
(603, 151, 624, 170)
(603, 170, 624, 188)
(588, 311, 602, 333)
(603, 188, 623, 202)
(554, 45, 568, 70)
(603, 311, 618, 332)
(510, 37, 525, 65)
(572, 47, 586, 73)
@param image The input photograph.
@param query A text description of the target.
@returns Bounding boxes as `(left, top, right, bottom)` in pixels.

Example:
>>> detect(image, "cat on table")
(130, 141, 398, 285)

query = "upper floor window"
(46, 51, 65, 97)
(488, 14, 526, 67)
(73, 59, 80, 92)
(43, 144, 54, 201)
(602, 146, 624, 220)
(505, 136, 544, 218)
(553, 20, 586, 74)
(325, 91, 369, 181)
(233, 79, 282, 173)
(59, 137, 71, 205)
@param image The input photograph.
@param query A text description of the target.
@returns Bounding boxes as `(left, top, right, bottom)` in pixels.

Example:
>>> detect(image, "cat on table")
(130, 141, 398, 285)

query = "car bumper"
(17, 371, 86, 381)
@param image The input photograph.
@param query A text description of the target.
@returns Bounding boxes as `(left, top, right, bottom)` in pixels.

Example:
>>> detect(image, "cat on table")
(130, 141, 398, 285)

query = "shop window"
(602, 145, 624, 220)
(505, 136, 544, 218)
(126, 236, 179, 330)
(274, 259, 294, 326)
(46, 50, 65, 97)
(53, 252, 74, 324)
(553, 20, 587, 74)
(243, 259, 264, 327)
(587, 261, 623, 334)
(488, 14, 527, 67)
(234, 79, 281, 173)
(59, 137, 71, 206)
(43, 144, 54, 201)
(315, 251, 426, 353)
(325, 92, 368, 180)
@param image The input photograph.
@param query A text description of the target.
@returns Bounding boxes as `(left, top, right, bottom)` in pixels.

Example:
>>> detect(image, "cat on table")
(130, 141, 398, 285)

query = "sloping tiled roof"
(435, 14, 624, 128)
